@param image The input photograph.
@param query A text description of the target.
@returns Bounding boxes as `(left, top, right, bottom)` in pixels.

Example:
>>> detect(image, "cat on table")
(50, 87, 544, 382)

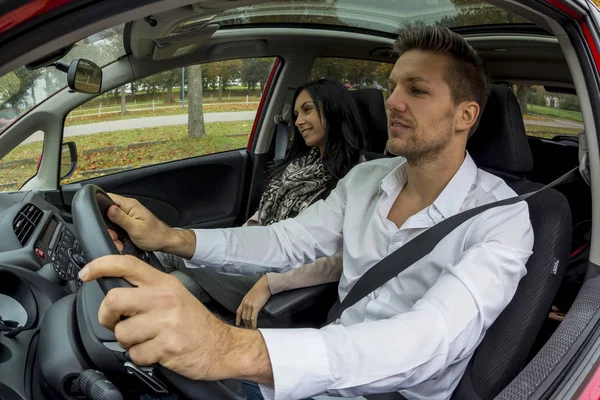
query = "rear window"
(310, 57, 393, 96)
(512, 85, 582, 139)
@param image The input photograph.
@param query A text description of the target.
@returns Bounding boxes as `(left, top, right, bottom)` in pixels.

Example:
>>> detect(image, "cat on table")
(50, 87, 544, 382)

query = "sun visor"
(152, 23, 219, 61)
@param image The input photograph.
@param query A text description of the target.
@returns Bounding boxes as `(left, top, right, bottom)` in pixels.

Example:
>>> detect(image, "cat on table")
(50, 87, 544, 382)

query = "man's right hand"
(106, 193, 171, 252)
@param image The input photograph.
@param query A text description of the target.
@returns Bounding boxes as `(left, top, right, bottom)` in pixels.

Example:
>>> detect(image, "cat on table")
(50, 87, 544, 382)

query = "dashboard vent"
(12, 204, 43, 246)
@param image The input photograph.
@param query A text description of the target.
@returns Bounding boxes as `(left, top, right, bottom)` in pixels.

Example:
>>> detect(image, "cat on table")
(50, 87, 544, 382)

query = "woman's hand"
(236, 275, 272, 329)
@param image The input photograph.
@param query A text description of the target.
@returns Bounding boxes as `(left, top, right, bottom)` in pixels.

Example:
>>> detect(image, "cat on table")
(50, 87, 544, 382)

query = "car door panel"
(61, 150, 249, 229)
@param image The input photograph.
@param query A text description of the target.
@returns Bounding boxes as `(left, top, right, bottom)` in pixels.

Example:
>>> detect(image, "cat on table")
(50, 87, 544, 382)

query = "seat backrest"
(349, 88, 388, 154)
(453, 85, 572, 399)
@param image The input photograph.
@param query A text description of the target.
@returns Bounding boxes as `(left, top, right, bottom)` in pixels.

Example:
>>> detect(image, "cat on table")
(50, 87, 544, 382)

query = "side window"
(512, 85, 583, 139)
(310, 57, 394, 96)
(0, 134, 43, 192)
(62, 57, 276, 183)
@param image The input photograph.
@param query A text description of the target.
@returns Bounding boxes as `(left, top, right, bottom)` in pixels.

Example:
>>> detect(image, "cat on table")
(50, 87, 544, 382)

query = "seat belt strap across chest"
(324, 166, 580, 326)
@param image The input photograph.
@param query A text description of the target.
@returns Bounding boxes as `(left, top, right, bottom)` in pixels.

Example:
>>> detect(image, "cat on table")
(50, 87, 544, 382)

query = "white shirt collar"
(379, 152, 478, 222)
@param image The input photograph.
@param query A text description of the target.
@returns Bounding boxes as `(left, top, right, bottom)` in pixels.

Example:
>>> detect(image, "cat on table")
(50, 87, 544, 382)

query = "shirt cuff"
(187, 229, 227, 267)
(258, 328, 334, 400)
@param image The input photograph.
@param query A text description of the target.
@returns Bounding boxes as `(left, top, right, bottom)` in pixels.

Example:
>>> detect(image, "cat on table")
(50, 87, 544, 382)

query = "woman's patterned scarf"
(258, 148, 331, 226)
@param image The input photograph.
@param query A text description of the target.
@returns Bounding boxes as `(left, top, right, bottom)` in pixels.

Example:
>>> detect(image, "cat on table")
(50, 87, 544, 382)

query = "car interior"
(1, 0, 600, 399)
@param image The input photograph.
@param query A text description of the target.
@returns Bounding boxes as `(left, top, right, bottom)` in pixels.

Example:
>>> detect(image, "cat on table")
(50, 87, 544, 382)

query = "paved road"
(21, 112, 583, 144)
(23, 111, 257, 144)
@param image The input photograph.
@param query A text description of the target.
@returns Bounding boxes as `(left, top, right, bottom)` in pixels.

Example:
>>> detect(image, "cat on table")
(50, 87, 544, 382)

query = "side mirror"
(61, 142, 78, 180)
(55, 59, 102, 94)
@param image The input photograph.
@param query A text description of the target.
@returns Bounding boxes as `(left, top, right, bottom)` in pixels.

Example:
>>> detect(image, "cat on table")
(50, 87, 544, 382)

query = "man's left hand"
(78, 255, 273, 383)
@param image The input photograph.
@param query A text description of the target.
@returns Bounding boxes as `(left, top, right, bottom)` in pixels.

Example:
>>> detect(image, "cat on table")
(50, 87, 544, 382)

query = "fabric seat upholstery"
(349, 88, 388, 154)
(451, 85, 572, 399)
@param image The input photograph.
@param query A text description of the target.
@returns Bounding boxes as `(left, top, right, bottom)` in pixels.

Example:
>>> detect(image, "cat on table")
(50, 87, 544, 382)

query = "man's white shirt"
(188, 153, 534, 400)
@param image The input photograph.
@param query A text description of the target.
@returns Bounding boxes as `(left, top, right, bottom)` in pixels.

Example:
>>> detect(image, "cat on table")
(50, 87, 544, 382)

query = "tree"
(188, 65, 205, 138)
(437, 0, 527, 27)
(515, 85, 530, 115)
(0, 72, 21, 103)
(214, 59, 243, 100)
(120, 85, 127, 115)
(7, 67, 41, 109)
(161, 70, 180, 103)
(311, 58, 392, 88)
(241, 58, 273, 93)
(201, 63, 220, 90)
(311, 58, 346, 81)
(559, 94, 581, 112)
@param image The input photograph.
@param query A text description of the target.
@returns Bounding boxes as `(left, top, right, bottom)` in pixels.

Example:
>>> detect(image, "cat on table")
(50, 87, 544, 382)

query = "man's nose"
(386, 89, 407, 113)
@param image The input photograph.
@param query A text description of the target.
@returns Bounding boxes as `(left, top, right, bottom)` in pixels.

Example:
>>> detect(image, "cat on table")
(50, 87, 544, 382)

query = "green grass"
(1, 141, 43, 162)
(524, 124, 582, 139)
(522, 114, 554, 122)
(526, 104, 583, 123)
(0, 121, 252, 190)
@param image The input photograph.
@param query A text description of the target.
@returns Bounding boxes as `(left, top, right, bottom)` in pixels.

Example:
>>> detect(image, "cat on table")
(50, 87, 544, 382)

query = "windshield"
(0, 25, 125, 132)
(214, 0, 531, 33)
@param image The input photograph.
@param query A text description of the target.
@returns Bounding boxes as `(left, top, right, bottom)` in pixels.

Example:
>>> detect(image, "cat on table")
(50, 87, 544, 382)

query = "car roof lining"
(123, 27, 572, 88)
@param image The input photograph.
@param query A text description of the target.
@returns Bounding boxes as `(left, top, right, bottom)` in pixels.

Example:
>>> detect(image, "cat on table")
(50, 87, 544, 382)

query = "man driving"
(78, 27, 534, 400)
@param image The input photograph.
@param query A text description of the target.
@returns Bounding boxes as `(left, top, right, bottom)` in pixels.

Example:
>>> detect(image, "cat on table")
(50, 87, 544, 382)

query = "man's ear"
(455, 101, 480, 133)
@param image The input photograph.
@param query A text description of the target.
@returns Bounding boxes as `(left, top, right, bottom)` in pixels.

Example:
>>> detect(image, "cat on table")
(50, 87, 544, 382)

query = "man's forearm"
(161, 228, 196, 260)
(219, 326, 274, 385)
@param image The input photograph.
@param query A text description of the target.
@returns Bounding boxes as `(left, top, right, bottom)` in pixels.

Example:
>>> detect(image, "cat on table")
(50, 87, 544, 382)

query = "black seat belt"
(273, 104, 292, 161)
(325, 166, 580, 326)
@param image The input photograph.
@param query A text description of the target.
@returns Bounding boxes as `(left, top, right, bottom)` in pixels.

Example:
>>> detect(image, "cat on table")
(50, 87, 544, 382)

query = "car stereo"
(35, 217, 84, 290)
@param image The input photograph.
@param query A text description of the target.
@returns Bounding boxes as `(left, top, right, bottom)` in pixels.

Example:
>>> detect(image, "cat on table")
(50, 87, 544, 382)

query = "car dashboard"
(0, 191, 85, 289)
(0, 190, 85, 400)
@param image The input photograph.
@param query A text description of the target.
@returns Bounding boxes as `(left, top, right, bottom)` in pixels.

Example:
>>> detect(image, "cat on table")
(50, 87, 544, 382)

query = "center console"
(35, 217, 84, 291)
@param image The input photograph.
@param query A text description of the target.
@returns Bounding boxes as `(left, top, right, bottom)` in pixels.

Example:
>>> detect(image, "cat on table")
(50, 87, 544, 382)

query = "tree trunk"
(516, 85, 530, 115)
(120, 86, 127, 115)
(165, 82, 174, 103)
(188, 65, 206, 138)
(30, 86, 36, 104)
(218, 75, 223, 101)
(44, 73, 54, 96)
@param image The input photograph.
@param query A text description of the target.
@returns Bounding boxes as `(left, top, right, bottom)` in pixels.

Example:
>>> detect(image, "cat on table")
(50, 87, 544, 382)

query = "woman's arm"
(266, 252, 343, 294)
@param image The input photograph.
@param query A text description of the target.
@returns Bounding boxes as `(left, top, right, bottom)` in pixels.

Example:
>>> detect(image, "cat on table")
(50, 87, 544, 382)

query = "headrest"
(350, 88, 388, 153)
(467, 84, 534, 174)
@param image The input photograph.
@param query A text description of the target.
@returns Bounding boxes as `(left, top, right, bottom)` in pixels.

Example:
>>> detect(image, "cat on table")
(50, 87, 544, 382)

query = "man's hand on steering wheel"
(106, 194, 196, 259)
(105, 194, 171, 252)
(78, 255, 274, 385)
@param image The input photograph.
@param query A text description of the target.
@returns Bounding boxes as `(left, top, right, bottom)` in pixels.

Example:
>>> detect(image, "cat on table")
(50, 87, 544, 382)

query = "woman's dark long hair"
(267, 79, 367, 191)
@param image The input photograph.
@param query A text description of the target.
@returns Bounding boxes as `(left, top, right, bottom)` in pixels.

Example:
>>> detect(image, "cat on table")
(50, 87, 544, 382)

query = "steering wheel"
(71, 184, 247, 400)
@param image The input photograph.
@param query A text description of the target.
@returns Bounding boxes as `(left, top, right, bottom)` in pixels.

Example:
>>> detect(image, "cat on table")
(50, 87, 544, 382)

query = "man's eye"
(411, 87, 426, 95)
